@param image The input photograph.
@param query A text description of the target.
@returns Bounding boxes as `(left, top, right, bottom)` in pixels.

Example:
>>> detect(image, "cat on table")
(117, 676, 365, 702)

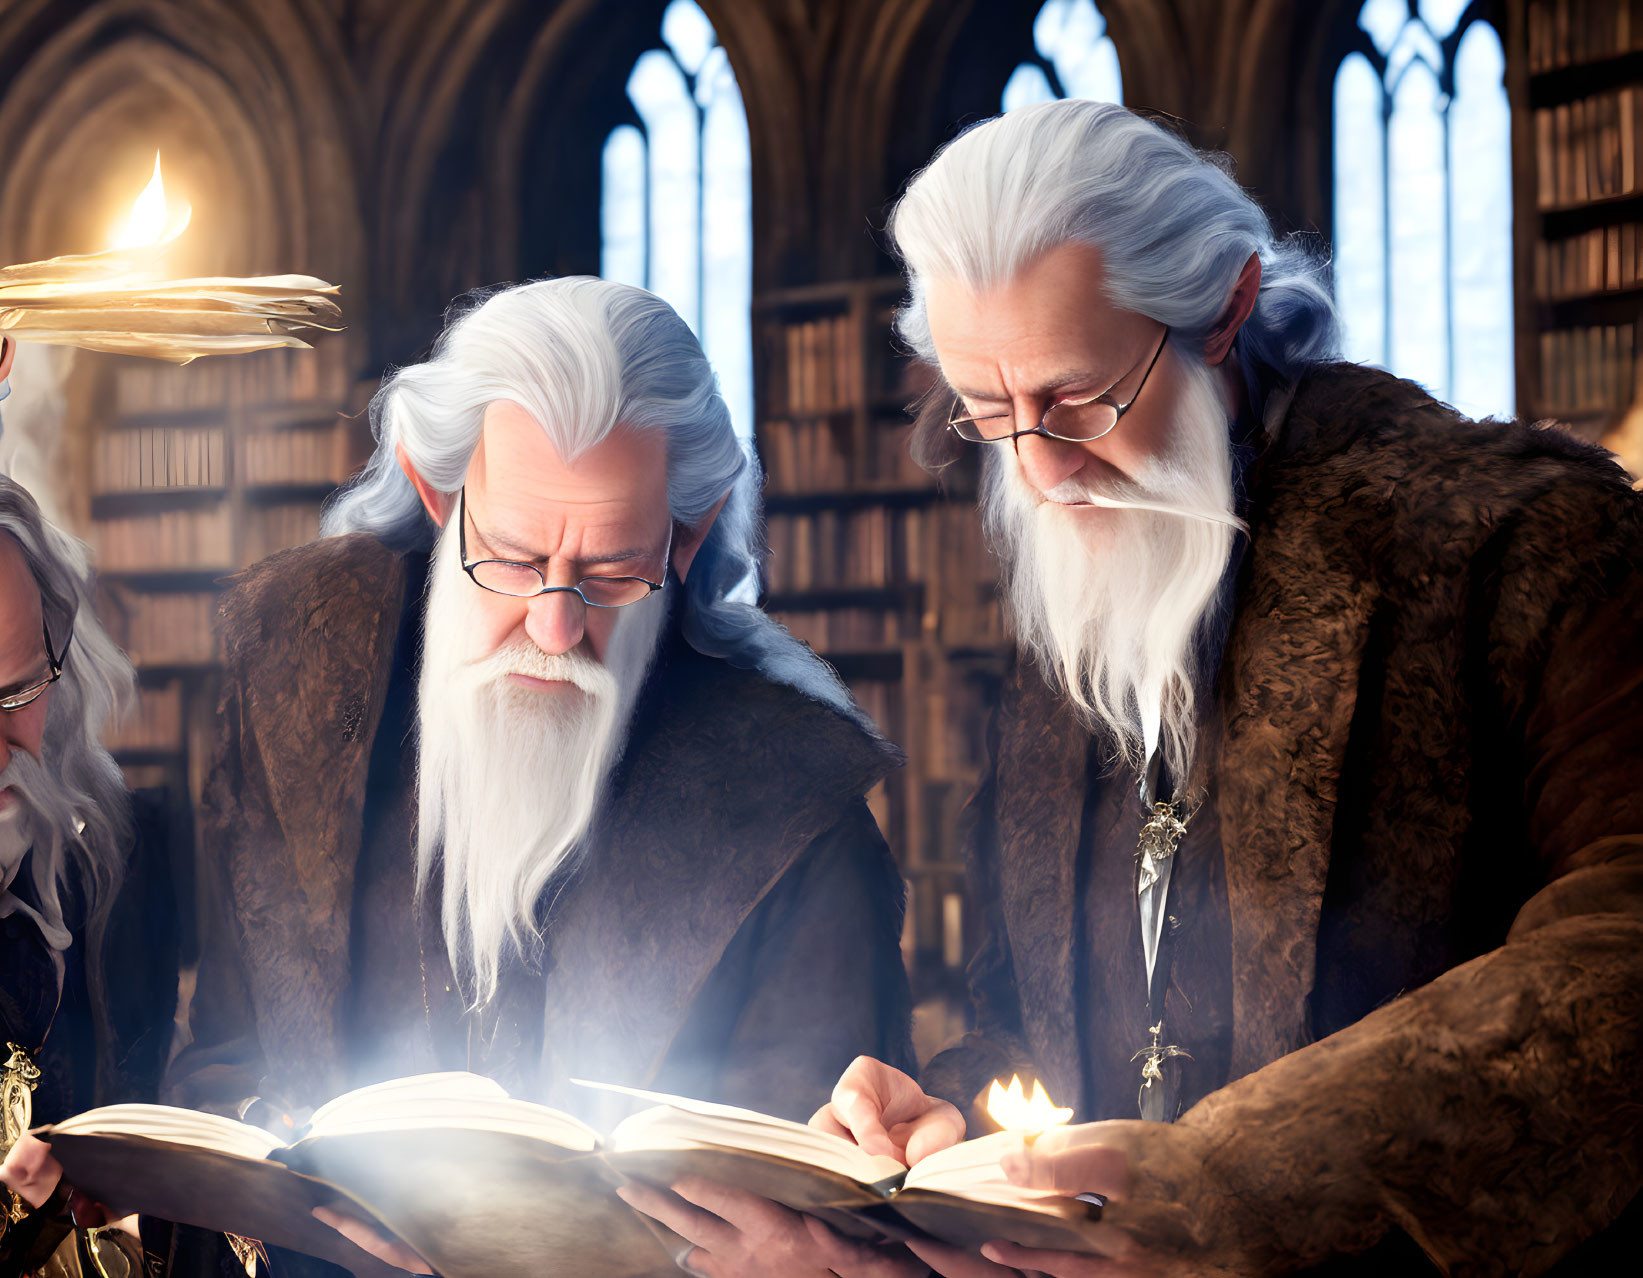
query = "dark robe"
(923, 362, 1643, 1275)
(0, 792, 180, 1274)
(165, 536, 914, 1129)
(0, 789, 179, 1122)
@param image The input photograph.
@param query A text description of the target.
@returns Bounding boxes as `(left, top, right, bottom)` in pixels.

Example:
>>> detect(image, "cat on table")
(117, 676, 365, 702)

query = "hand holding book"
(33, 1071, 1109, 1277)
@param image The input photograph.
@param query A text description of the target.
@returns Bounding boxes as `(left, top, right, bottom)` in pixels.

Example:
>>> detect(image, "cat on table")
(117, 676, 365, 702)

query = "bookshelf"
(88, 342, 361, 847)
(754, 278, 1009, 1059)
(1524, 0, 1643, 439)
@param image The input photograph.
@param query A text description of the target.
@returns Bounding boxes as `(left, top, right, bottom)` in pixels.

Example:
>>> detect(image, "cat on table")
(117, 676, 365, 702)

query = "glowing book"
(43, 1072, 1101, 1278)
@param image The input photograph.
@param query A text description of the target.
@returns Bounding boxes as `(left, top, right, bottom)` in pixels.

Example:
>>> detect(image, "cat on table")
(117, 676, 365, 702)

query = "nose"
(523, 589, 586, 657)
(1014, 432, 1090, 497)
(0, 734, 10, 775)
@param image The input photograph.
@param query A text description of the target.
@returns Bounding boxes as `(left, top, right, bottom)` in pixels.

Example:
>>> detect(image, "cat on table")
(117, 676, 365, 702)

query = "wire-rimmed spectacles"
(0, 617, 73, 714)
(947, 326, 1171, 445)
(457, 488, 667, 608)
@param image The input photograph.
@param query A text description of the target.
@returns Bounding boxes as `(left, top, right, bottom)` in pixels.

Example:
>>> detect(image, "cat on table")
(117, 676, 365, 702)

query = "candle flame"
(110, 152, 192, 251)
(984, 1075, 1074, 1135)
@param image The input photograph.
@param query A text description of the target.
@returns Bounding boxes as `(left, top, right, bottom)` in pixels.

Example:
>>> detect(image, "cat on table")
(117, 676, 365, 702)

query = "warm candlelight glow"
(109, 152, 192, 251)
(984, 1075, 1073, 1135)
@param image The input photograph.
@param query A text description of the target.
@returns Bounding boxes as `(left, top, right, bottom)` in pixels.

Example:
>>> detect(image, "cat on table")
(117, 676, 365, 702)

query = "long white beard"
(415, 523, 669, 1004)
(0, 749, 80, 955)
(982, 352, 1242, 789)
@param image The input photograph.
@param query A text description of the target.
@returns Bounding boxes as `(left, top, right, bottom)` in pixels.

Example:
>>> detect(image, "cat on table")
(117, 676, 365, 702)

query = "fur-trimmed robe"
(165, 537, 913, 1129)
(922, 363, 1643, 1275)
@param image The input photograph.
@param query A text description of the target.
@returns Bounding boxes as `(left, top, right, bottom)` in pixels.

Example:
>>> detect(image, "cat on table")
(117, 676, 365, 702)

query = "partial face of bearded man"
(415, 408, 673, 1004)
(927, 241, 1244, 788)
(0, 533, 76, 952)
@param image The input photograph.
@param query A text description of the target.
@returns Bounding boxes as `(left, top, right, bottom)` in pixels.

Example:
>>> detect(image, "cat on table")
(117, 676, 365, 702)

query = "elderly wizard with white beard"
(164, 279, 912, 1160)
(0, 476, 178, 1274)
(768, 101, 1643, 1278)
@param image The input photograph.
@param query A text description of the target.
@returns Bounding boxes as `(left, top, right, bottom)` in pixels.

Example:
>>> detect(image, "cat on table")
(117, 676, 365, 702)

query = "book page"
(48, 1104, 284, 1162)
(304, 1071, 601, 1152)
(580, 1079, 905, 1186)
(903, 1130, 1068, 1211)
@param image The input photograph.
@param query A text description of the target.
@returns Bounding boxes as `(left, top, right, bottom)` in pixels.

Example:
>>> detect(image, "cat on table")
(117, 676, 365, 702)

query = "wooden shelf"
(99, 568, 232, 591)
(763, 584, 922, 611)
(111, 406, 228, 430)
(1529, 49, 1643, 108)
(245, 402, 350, 430)
(1540, 193, 1643, 239)
(91, 487, 229, 518)
(753, 278, 902, 312)
(241, 480, 342, 503)
(764, 485, 941, 513)
(820, 648, 905, 680)
(1536, 286, 1643, 327)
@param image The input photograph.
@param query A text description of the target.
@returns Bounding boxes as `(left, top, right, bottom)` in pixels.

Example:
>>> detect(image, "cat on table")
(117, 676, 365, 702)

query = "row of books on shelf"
(105, 591, 219, 667)
(1534, 222, 1643, 299)
(759, 418, 928, 493)
(115, 343, 348, 416)
(916, 673, 995, 785)
(91, 502, 326, 573)
(846, 678, 901, 744)
(241, 503, 323, 566)
(1534, 89, 1643, 210)
(933, 589, 1006, 651)
(93, 508, 233, 574)
(102, 682, 183, 754)
(773, 606, 905, 651)
(903, 874, 969, 972)
(1528, 0, 1643, 71)
(93, 427, 226, 494)
(239, 426, 352, 487)
(764, 504, 997, 595)
(773, 314, 864, 415)
(1539, 323, 1637, 417)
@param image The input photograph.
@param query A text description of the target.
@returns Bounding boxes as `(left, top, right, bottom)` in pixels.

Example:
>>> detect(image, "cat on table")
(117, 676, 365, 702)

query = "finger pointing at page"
(816, 1056, 966, 1164)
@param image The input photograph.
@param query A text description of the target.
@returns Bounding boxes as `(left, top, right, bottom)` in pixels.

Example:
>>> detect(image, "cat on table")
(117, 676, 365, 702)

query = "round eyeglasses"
(458, 488, 667, 608)
(0, 618, 73, 714)
(947, 326, 1170, 445)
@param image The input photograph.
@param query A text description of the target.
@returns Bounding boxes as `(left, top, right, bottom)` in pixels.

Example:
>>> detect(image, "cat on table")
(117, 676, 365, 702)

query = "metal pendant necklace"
(1130, 750, 1195, 1121)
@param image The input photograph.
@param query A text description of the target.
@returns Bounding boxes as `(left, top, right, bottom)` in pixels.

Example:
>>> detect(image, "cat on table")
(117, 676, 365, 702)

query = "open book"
(42, 1072, 1102, 1277)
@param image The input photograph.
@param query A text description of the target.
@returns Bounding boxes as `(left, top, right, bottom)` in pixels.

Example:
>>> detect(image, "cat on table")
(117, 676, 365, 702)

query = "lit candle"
(984, 1074, 1074, 1142)
(109, 152, 191, 251)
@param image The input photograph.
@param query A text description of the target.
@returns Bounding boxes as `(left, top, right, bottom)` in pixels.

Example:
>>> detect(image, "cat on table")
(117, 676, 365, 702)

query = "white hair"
(0, 477, 134, 943)
(886, 100, 1328, 785)
(981, 352, 1240, 786)
(415, 522, 667, 1005)
(890, 100, 1340, 407)
(324, 276, 858, 719)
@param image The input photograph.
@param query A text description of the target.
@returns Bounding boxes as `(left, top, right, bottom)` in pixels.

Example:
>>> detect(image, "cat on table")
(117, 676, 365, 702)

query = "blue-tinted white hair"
(891, 100, 1340, 394)
(0, 476, 134, 929)
(323, 277, 857, 718)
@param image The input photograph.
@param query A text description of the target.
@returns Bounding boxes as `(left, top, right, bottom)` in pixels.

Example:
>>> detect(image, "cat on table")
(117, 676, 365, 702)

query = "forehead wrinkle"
(468, 495, 659, 568)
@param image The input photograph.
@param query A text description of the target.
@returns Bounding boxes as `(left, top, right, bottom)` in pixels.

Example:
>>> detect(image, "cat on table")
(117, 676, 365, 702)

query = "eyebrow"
(951, 368, 1121, 405)
(468, 522, 656, 571)
(0, 669, 46, 701)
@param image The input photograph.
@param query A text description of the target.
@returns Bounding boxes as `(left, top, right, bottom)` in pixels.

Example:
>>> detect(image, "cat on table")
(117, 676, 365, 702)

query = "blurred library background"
(0, 0, 1636, 1062)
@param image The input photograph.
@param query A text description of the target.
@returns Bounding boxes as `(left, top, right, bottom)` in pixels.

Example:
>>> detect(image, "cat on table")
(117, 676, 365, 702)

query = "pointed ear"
(671, 490, 732, 584)
(396, 442, 456, 527)
(1203, 252, 1263, 367)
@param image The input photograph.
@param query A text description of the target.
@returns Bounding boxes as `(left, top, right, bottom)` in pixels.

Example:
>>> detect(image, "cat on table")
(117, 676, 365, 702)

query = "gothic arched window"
(1001, 0, 1123, 112)
(600, 0, 753, 438)
(1333, 0, 1514, 420)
